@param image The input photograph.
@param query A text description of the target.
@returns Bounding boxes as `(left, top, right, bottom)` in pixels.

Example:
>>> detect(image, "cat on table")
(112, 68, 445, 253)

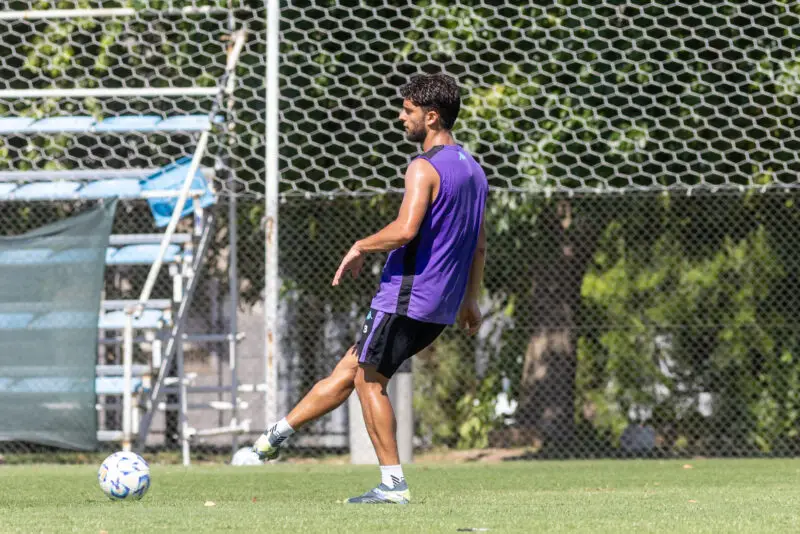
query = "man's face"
(399, 99, 428, 143)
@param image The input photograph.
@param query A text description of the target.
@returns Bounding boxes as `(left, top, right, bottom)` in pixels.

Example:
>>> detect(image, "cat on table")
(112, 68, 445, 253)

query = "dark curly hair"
(399, 73, 461, 130)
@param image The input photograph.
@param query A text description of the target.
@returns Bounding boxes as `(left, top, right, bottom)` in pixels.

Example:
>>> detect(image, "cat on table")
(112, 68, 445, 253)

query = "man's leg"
(346, 364, 410, 504)
(354, 365, 399, 465)
(253, 347, 359, 460)
(286, 347, 360, 429)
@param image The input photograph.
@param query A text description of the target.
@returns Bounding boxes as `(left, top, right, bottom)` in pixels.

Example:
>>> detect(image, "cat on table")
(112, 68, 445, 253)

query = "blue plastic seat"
(4, 376, 92, 393)
(0, 313, 35, 329)
(48, 248, 102, 264)
(142, 157, 216, 227)
(0, 114, 220, 135)
(32, 116, 95, 133)
(96, 364, 150, 376)
(95, 376, 144, 395)
(108, 244, 180, 265)
(156, 115, 216, 132)
(78, 178, 143, 199)
(94, 115, 162, 133)
(29, 311, 98, 329)
(0, 183, 18, 198)
(0, 249, 52, 265)
(13, 182, 80, 200)
(0, 117, 35, 134)
(0, 375, 142, 394)
(99, 309, 166, 330)
(0, 246, 107, 266)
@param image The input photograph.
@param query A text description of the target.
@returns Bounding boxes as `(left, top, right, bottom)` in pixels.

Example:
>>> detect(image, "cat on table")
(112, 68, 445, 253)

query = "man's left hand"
(457, 299, 482, 336)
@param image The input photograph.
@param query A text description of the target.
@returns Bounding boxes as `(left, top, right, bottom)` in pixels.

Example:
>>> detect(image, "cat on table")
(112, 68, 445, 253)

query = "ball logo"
(110, 480, 130, 498)
(133, 474, 151, 498)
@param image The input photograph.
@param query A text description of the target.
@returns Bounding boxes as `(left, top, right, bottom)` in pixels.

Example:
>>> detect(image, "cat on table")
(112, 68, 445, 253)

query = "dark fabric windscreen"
(0, 200, 117, 450)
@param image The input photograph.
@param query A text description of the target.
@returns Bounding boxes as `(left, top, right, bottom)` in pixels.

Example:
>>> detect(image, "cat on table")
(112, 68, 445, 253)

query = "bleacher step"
(0, 243, 187, 266)
(109, 233, 191, 245)
(102, 299, 171, 310)
(0, 114, 222, 135)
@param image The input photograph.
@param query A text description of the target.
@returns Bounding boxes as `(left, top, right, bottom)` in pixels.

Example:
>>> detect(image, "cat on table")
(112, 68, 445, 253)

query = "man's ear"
(425, 109, 441, 129)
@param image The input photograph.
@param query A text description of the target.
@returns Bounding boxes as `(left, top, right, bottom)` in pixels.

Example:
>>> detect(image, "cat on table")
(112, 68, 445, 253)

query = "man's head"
(399, 73, 461, 143)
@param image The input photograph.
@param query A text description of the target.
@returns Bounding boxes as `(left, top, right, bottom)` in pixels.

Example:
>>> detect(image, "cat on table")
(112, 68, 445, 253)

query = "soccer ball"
(97, 451, 151, 501)
(231, 446, 263, 466)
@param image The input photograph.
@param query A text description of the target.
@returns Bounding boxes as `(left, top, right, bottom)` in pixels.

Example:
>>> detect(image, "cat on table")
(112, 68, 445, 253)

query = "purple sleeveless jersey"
(370, 144, 488, 325)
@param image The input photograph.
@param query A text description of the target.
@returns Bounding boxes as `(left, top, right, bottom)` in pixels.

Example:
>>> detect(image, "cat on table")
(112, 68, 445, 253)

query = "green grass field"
(2, 459, 800, 533)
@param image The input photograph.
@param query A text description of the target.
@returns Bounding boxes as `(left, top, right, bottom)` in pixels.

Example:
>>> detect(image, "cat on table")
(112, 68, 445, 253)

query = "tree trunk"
(515, 199, 605, 455)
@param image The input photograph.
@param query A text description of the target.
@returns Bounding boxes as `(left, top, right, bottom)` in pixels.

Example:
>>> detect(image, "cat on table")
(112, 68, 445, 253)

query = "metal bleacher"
(0, 20, 249, 465)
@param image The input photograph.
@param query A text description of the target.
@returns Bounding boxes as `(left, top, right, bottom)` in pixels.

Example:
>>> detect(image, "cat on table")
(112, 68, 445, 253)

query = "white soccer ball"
(231, 446, 263, 466)
(97, 451, 151, 501)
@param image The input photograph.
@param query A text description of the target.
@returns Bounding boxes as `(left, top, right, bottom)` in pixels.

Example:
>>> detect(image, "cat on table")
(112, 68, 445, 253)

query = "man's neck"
(422, 131, 456, 152)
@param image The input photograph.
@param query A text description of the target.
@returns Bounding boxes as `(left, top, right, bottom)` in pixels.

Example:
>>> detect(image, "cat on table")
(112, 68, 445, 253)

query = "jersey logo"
(458, 152, 466, 161)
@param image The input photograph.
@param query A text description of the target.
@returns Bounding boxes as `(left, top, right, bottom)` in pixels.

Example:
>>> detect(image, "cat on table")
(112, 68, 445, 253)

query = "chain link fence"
(273, 1, 800, 459)
(3, 0, 800, 461)
(0, 1, 268, 460)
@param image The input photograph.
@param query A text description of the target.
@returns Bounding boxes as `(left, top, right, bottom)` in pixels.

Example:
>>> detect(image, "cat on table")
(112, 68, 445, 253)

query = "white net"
(3, 1, 797, 197)
(279, 1, 800, 196)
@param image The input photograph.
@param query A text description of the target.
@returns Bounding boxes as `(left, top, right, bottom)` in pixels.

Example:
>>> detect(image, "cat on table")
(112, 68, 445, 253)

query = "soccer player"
(253, 73, 488, 504)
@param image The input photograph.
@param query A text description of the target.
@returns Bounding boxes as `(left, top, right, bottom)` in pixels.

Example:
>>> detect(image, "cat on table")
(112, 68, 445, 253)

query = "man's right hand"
(457, 299, 482, 336)
(332, 244, 365, 286)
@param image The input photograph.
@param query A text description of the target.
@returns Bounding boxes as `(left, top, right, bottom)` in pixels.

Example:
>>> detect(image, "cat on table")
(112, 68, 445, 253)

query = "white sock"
(266, 417, 295, 446)
(380, 465, 405, 488)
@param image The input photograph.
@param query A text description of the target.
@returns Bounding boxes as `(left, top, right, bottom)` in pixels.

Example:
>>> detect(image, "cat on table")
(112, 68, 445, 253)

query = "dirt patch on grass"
(414, 447, 530, 464)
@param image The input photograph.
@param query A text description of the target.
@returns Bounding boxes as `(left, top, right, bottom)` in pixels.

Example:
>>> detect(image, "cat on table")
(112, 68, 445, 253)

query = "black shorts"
(355, 308, 446, 378)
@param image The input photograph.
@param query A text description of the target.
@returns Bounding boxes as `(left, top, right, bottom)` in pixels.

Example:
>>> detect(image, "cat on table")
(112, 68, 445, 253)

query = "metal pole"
(136, 215, 216, 448)
(225, 0, 241, 453)
(0, 6, 232, 20)
(210, 278, 223, 427)
(222, 4, 244, 454)
(391, 360, 414, 464)
(122, 313, 134, 452)
(228, 178, 240, 451)
(137, 130, 210, 312)
(0, 87, 218, 99)
(264, 0, 281, 429)
(178, 339, 190, 466)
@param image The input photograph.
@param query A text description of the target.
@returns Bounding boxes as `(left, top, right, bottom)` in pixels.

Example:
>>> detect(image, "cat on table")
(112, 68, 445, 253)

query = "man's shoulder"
(419, 145, 447, 160)
(406, 156, 438, 178)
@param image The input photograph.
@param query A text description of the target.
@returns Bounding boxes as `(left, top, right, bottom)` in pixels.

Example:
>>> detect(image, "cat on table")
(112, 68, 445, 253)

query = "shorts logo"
(366, 310, 372, 320)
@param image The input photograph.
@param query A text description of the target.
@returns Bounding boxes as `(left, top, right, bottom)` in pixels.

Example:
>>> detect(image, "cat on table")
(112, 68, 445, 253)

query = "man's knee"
(354, 365, 388, 394)
(329, 346, 359, 388)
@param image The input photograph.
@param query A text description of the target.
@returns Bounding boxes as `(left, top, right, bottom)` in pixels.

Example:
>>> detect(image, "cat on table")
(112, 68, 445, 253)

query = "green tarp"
(0, 200, 117, 450)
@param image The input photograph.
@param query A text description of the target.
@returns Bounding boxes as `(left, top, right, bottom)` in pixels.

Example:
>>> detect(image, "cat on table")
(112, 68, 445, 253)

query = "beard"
(405, 123, 427, 143)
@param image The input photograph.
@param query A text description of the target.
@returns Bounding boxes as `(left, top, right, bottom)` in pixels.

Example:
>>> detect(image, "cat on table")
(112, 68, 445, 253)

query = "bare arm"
(354, 158, 437, 253)
(465, 220, 487, 301)
(332, 159, 437, 285)
(457, 220, 487, 335)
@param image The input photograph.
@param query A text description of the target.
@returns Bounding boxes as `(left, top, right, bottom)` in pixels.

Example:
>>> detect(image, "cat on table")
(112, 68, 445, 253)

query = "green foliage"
(454, 374, 501, 449)
(579, 196, 800, 454)
(414, 334, 502, 449)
